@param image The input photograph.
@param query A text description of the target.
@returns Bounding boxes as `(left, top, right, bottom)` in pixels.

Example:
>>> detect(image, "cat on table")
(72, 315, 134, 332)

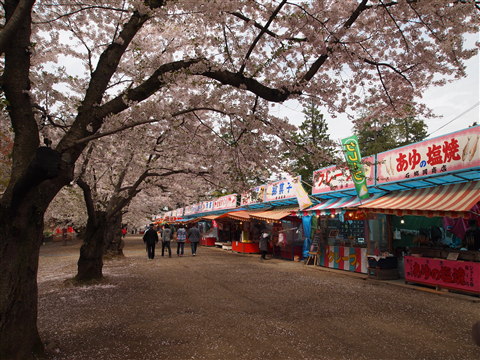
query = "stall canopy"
(304, 194, 383, 215)
(359, 181, 480, 218)
(200, 214, 223, 221)
(249, 206, 299, 222)
(216, 210, 259, 221)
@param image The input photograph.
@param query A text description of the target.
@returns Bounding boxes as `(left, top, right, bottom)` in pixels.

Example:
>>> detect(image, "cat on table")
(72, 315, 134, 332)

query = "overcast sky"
(272, 35, 479, 143)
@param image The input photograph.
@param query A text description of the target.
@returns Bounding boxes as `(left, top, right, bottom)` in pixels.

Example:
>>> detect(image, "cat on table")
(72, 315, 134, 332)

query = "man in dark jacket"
(187, 224, 201, 256)
(143, 224, 159, 259)
(161, 224, 172, 258)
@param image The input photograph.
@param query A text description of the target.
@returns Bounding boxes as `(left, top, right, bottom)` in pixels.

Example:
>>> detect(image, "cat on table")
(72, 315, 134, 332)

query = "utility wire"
(427, 101, 480, 137)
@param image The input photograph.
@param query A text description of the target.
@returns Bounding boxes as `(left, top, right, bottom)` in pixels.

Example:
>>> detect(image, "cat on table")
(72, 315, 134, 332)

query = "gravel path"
(37, 236, 480, 360)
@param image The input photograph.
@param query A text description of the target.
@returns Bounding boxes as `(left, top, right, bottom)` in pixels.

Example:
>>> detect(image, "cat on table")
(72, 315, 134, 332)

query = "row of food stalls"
(154, 125, 480, 296)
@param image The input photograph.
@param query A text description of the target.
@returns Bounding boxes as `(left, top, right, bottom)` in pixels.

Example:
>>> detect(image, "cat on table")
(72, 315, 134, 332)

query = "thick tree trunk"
(76, 211, 107, 281)
(0, 205, 46, 359)
(104, 214, 125, 257)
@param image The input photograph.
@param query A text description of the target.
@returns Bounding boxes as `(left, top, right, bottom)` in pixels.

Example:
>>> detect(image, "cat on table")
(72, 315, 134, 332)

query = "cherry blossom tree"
(73, 102, 289, 280)
(44, 185, 87, 234)
(0, 0, 478, 358)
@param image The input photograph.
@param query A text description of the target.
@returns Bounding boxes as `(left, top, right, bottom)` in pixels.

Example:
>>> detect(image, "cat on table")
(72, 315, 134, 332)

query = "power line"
(427, 101, 480, 137)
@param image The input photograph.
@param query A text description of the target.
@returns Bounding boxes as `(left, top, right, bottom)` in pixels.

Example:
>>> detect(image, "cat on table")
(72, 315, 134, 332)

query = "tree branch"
(239, 0, 288, 74)
(69, 106, 229, 147)
(363, 58, 414, 87)
(0, 0, 35, 55)
(77, 177, 96, 219)
(379, 0, 410, 51)
(96, 58, 205, 118)
(301, 0, 369, 84)
(200, 68, 293, 102)
(229, 11, 307, 42)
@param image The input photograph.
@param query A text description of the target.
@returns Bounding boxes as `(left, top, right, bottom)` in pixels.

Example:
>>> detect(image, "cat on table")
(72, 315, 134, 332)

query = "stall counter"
(318, 245, 368, 274)
(200, 237, 216, 246)
(232, 241, 259, 254)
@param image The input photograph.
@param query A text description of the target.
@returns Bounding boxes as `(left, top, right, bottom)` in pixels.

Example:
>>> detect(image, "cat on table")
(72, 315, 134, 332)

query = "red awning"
(359, 181, 480, 218)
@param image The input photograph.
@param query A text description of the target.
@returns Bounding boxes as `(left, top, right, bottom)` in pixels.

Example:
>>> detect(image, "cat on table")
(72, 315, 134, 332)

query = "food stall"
(216, 210, 261, 253)
(182, 195, 239, 247)
(198, 215, 218, 246)
(240, 179, 305, 260)
(249, 207, 302, 260)
(301, 193, 384, 274)
(358, 126, 480, 294)
(360, 181, 480, 294)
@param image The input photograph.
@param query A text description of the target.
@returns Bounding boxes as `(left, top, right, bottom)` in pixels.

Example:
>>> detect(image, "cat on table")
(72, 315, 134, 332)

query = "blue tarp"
(302, 215, 312, 259)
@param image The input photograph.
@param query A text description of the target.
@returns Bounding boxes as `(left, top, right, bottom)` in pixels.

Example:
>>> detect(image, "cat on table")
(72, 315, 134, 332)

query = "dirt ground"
(37, 235, 480, 360)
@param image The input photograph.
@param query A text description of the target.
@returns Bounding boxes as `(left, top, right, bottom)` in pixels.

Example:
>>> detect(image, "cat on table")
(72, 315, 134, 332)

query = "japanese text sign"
(404, 256, 480, 293)
(341, 136, 369, 199)
(201, 201, 214, 213)
(377, 126, 480, 183)
(240, 185, 266, 206)
(312, 156, 374, 195)
(173, 208, 183, 217)
(184, 203, 202, 215)
(264, 177, 297, 202)
(213, 194, 237, 211)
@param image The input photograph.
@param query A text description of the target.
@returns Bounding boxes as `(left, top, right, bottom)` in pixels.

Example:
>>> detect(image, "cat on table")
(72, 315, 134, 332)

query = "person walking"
(143, 224, 159, 260)
(188, 224, 201, 256)
(161, 224, 173, 257)
(176, 225, 187, 256)
(259, 231, 270, 260)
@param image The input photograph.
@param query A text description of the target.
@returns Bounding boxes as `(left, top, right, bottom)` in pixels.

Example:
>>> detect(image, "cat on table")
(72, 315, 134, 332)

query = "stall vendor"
(463, 219, 480, 251)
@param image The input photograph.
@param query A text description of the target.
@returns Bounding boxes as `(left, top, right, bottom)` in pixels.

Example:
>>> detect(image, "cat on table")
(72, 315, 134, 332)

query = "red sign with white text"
(312, 156, 375, 195)
(404, 256, 480, 294)
(377, 126, 480, 184)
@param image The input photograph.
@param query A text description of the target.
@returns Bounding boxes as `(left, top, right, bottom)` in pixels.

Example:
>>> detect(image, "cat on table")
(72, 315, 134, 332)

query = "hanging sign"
(312, 156, 375, 195)
(264, 177, 297, 202)
(377, 126, 480, 184)
(172, 208, 184, 218)
(184, 203, 202, 215)
(213, 194, 237, 211)
(287, 175, 312, 210)
(201, 201, 214, 213)
(240, 185, 266, 206)
(341, 135, 369, 199)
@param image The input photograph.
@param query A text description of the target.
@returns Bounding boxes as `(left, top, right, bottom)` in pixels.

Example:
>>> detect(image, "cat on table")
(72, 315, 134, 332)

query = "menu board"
(328, 219, 365, 242)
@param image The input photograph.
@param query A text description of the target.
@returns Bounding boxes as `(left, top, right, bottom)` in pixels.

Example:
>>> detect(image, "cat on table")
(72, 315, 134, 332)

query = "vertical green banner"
(341, 135, 369, 200)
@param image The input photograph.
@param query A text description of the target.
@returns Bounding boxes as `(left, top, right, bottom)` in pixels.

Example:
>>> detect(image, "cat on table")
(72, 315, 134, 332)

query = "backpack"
(162, 228, 172, 242)
(177, 228, 187, 241)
